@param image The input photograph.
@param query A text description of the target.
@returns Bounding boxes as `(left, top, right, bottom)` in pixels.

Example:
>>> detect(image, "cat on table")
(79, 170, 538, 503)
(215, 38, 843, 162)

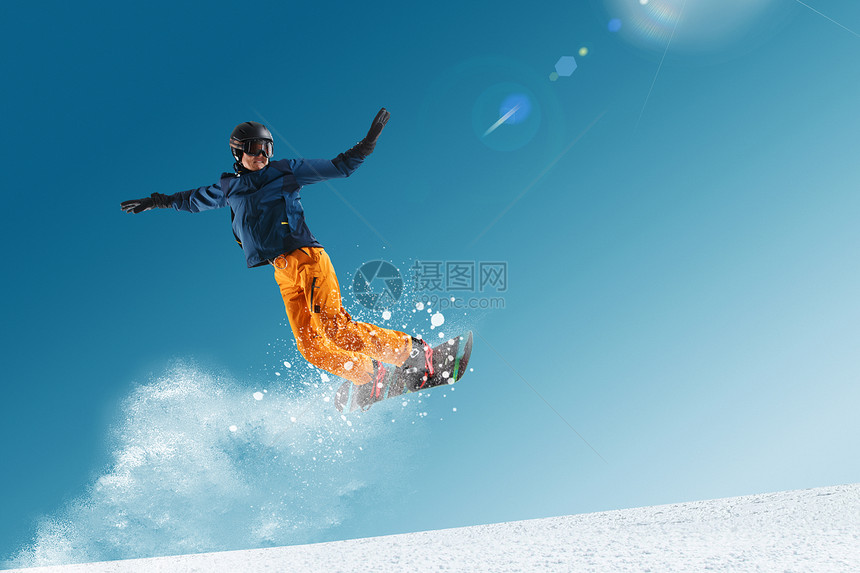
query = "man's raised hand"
(357, 108, 391, 156)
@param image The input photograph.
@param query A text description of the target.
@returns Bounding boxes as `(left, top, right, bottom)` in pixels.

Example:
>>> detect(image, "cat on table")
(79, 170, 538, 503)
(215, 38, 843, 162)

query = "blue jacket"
(168, 154, 364, 267)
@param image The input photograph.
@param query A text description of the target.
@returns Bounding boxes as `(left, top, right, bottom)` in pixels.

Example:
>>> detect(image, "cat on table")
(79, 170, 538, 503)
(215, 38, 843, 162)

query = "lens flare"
(601, 0, 777, 51)
(472, 83, 541, 151)
(483, 104, 521, 137)
(499, 93, 532, 124)
(554, 56, 578, 77)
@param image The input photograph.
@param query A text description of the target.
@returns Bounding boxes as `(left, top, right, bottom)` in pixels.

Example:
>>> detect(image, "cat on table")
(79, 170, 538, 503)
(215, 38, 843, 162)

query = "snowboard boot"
(394, 336, 434, 393)
(395, 336, 463, 392)
(350, 360, 399, 411)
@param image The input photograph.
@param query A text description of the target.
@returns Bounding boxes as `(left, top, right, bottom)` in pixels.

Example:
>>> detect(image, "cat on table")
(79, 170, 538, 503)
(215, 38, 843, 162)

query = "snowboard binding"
(334, 332, 473, 413)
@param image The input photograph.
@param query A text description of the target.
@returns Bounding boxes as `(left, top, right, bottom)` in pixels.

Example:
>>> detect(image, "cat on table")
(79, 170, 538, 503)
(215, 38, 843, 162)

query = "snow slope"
(7, 483, 858, 572)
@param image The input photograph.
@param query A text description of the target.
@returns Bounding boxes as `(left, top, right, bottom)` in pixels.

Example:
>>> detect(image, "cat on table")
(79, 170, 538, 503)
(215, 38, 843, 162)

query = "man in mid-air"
(121, 109, 439, 409)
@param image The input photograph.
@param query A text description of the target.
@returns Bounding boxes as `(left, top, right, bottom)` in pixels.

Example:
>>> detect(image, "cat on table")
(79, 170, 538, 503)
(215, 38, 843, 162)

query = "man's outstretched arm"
(292, 108, 391, 186)
(121, 183, 228, 214)
(120, 193, 173, 214)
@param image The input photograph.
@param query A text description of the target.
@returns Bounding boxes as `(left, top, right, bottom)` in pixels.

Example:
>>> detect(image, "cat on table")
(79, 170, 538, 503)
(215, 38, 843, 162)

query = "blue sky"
(2, 0, 860, 566)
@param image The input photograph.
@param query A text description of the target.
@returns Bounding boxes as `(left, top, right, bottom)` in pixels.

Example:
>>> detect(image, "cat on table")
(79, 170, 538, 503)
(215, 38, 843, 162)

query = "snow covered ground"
(7, 483, 858, 572)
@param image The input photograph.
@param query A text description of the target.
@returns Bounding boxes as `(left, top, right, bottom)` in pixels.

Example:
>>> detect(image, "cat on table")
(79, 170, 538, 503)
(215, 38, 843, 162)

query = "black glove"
(121, 193, 172, 214)
(354, 108, 390, 156)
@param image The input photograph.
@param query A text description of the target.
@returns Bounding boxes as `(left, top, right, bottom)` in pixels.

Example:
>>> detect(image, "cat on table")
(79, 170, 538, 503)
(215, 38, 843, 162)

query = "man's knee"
(294, 333, 321, 365)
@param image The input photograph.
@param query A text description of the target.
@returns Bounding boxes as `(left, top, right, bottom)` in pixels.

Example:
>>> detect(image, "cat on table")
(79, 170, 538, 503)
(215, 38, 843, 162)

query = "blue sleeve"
(290, 153, 365, 186)
(170, 182, 228, 213)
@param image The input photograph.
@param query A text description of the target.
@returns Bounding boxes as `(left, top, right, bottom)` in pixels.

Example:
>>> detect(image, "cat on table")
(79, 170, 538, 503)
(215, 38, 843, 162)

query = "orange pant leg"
(274, 248, 411, 385)
(309, 248, 411, 365)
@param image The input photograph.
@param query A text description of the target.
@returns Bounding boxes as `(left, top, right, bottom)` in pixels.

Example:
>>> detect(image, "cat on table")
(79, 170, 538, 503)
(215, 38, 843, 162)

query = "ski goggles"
(233, 138, 273, 158)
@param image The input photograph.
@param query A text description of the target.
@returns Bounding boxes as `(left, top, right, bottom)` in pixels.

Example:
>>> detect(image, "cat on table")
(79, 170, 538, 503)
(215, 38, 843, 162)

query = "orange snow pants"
(273, 247, 411, 386)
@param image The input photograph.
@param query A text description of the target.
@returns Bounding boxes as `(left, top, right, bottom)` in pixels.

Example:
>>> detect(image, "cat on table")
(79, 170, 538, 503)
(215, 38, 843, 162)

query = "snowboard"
(334, 331, 473, 413)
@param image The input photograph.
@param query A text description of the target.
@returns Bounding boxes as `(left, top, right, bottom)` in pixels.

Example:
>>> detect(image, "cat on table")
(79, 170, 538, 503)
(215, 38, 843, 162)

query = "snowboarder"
(120, 109, 438, 409)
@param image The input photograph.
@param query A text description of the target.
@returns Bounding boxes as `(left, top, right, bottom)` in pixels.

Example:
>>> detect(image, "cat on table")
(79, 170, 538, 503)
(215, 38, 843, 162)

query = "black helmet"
(229, 121, 274, 161)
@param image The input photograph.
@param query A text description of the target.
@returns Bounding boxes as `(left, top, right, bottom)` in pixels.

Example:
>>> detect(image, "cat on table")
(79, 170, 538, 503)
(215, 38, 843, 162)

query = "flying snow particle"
(416, 302, 425, 311)
(453, 407, 457, 412)
(431, 312, 445, 327)
(229, 425, 238, 432)
(275, 372, 281, 377)
(253, 392, 264, 401)
(290, 417, 297, 423)
(344, 361, 354, 371)
(382, 310, 392, 320)
(438, 332, 445, 338)
(283, 361, 291, 368)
